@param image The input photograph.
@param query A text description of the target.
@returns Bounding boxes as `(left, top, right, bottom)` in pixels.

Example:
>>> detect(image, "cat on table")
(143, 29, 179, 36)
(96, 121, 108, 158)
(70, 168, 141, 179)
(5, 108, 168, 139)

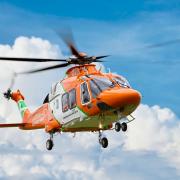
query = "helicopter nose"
(97, 88, 141, 115)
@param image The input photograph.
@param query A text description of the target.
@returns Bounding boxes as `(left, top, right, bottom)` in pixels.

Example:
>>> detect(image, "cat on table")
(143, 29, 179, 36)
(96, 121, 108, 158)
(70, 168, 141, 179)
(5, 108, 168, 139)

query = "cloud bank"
(0, 104, 179, 179)
(0, 36, 179, 179)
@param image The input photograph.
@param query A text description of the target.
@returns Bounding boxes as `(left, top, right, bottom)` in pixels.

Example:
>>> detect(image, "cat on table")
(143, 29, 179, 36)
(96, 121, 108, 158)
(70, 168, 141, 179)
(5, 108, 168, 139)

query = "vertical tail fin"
(10, 90, 31, 123)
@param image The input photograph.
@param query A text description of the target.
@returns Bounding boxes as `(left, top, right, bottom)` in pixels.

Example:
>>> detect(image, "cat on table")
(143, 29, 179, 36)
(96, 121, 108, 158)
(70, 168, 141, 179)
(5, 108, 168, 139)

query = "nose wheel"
(115, 122, 127, 132)
(121, 122, 127, 132)
(46, 133, 54, 150)
(115, 122, 121, 132)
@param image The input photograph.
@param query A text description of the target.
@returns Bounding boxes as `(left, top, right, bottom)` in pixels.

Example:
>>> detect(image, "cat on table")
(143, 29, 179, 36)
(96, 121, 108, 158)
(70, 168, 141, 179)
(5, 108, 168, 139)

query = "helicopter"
(0, 32, 141, 150)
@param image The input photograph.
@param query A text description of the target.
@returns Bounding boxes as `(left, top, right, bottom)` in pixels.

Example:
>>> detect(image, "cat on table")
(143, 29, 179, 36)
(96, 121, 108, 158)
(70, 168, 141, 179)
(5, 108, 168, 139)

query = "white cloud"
(0, 104, 180, 179)
(11, 36, 61, 58)
(0, 36, 62, 96)
(0, 36, 63, 122)
(123, 104, 180, 174)
(0, 36, 62, 75)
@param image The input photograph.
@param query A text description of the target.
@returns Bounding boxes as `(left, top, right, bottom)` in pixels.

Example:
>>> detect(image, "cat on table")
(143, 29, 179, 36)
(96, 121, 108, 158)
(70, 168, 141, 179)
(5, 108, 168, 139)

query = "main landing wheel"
(99, 131, 108, 148)
(115, 122, 121, 132)
(46, 139, 53, 151)
(121, 122, 127, 132)
(101, 137, 108, 148)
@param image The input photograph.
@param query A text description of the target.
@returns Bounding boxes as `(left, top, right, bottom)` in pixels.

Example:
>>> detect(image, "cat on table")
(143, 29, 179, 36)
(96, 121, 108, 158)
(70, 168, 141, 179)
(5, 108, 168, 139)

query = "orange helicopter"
(0, 33, 141, 150)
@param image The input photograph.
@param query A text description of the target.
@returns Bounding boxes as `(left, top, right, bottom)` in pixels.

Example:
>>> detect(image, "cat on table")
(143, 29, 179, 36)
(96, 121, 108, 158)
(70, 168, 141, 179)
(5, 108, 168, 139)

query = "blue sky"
(0, 1, 180, 115)
(0, 1, 180, 179)
(2, 0, 180, 20)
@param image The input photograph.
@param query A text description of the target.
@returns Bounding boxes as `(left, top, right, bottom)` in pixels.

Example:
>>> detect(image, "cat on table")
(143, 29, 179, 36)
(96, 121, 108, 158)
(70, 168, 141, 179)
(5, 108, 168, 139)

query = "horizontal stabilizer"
(0, 123, 26, 128)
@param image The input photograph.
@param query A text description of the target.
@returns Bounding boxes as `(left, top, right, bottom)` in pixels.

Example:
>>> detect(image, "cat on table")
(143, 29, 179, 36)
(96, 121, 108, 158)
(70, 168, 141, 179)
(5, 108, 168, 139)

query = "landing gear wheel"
(46, 139, 53, 150)
(101, 137, 108, 148)
(121, 122, 127, 132)
(115, 122, 121, 132)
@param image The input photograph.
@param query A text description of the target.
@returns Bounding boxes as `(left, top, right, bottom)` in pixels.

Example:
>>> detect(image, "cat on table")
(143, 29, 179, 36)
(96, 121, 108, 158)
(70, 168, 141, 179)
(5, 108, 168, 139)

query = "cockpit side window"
(89, 80, 101, 98)
(81, 82, 90, 104)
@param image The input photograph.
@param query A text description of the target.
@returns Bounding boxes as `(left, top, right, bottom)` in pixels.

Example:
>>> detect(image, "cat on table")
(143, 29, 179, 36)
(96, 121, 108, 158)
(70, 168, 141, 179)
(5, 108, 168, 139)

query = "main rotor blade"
(19, 63, 69, 74)
(145, 39, 180, 49)
(95, 55, 110, 60)
(56, 28, 80, 57)
(93, 60, 104, 62)
(0, 57, 67, 62)
(68, 44, 80, 57)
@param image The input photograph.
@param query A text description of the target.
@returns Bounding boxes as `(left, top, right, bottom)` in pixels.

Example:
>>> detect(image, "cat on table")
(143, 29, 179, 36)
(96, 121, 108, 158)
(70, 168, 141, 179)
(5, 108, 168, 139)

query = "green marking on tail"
(17, 100, 28, 117)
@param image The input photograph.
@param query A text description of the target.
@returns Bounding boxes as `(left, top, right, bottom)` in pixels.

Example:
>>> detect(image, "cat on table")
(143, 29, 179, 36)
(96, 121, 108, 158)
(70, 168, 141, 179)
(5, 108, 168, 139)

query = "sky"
(0, 0, 180, 179)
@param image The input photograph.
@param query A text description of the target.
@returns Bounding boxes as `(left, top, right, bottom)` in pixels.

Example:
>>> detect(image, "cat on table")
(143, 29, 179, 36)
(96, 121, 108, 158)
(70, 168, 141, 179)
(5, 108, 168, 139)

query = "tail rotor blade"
(9, 72, 17, 89)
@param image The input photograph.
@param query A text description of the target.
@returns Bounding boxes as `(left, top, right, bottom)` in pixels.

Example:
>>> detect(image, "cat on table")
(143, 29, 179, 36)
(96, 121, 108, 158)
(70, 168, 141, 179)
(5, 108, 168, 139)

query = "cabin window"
(69, 89, 76, 109)
(81, 82, 90, 104)
(62, 93, 69, 112)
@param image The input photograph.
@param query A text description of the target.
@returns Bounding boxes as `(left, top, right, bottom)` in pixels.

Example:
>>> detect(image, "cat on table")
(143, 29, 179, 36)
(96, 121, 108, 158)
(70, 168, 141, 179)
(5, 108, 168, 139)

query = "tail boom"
(0, 123, 26, 128)
(1, 90, 61, 132)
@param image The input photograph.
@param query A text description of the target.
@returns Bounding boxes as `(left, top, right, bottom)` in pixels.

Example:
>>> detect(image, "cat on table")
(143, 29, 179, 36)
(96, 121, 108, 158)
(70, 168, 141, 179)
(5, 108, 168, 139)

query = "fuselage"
(1, 64, 141, 134)
(47, 64, 141, 132)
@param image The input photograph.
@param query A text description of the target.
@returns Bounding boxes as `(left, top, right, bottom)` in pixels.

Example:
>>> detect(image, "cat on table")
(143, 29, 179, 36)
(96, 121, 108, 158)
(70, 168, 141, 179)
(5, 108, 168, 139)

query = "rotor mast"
(66, 64, 98, 77)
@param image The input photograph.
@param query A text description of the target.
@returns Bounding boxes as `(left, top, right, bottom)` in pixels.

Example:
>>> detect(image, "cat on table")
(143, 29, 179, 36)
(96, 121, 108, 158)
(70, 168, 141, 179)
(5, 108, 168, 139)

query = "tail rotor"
(0, 71, 18, 121)
(3, 72, 17, 100)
